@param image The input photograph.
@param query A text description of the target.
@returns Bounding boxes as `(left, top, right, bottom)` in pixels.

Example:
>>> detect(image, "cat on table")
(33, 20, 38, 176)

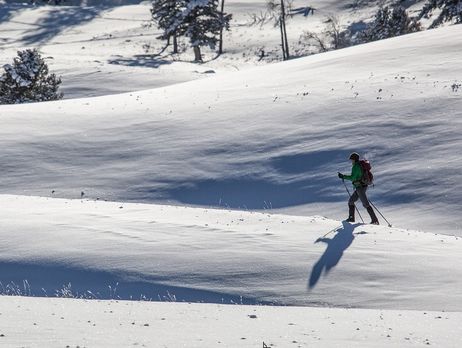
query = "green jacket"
(343, 162, 363, 188)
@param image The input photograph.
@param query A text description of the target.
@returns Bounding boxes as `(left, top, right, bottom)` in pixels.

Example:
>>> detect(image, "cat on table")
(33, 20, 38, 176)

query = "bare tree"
(247, 11, 276, 27)
(267, 0, 292, 60)
(298, 15, 352, 55)
(299, 31, 328, 53)
(324, 15, 342, 49)
(218, 0, 226, 54)
(280, 0, 290, 59)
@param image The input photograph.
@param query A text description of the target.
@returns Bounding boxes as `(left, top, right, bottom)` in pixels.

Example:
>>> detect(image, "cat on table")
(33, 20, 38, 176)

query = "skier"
(338, 152, 379, 225)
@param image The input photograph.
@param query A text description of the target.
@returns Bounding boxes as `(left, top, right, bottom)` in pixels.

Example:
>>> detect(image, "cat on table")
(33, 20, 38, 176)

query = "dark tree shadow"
(21, 6, 109, 45)
(108, 54, 172, 68)
(308, 221, 362, 289)
(289, 6, 316, 17)
(0, 3, 25, 24)
(343, 0, 419, 11)
(345, 20, 368, 36)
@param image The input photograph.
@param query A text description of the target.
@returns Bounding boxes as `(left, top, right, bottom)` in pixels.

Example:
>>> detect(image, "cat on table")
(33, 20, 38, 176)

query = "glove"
(338, 172, 344, 179)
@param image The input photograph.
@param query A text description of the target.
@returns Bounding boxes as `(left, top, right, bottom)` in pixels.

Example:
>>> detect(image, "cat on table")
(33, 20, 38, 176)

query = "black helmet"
(349, 152, 360, 161)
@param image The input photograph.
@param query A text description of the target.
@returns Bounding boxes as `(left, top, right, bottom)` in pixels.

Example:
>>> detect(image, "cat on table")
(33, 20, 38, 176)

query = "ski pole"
(368, 199, 392, 227)
(342, 179, 364, 223)
(320, 225, 342, 239)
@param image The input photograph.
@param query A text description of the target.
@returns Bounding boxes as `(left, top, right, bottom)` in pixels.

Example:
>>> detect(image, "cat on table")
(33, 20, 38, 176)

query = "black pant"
(348, 186, 371, 208)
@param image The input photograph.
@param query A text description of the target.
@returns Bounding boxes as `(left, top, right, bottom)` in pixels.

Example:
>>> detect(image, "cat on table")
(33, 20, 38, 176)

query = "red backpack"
(359, 159, 374, 186)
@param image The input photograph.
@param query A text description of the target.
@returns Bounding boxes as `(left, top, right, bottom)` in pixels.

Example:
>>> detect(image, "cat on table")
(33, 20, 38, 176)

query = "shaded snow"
(1, 195, 462, 311)
(1, 25, 461, 234)
(0, 3, 461, 346)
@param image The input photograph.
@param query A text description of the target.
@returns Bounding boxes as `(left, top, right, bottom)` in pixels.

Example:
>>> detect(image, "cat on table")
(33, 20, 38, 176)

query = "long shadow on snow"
(20, 6, 109, 45)
(0, 261, 270, 304)
(108, 54, 172, 68)
(150, 149, 356, 209)
(308, 221, 362, 289)
(0, 119, 447, 208)
(156, 177, 344, 209)
(0, 3, 25, 28)
(129, 117, 457, 207)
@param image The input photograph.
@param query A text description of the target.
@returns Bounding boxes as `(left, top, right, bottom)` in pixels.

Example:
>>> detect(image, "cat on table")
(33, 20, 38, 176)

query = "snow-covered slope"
(0, 1, 214, 98)
(0, 0, 422, 97)
(1, 5, 461, 345)
(1, 25, 461, 235)
(1, 296, 461, 348)
(1, 195, 462, 311)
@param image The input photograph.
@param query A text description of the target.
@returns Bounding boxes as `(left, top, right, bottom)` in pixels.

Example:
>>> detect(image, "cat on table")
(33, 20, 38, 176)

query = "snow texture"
(0, 2, 461, 346)
(1, 195, 462, 311)
(0, 24, 461, 235)
(0, 296, 461, 347)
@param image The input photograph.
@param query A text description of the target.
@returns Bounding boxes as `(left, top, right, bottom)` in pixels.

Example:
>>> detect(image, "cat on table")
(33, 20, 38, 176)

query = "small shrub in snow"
(299, 31, 329, 53)
(359, 6, 421, 43)
(298, 15, 352, 54)
(323, 15, 352, 50)
(418, 0, 462, 28)
(0, 49, 63, 104)
(452, 83, 461, 92)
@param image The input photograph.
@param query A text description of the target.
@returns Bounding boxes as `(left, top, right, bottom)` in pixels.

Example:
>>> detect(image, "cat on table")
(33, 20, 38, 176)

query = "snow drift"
(0, 25, 461, 235)
(1, 195, 462, 311)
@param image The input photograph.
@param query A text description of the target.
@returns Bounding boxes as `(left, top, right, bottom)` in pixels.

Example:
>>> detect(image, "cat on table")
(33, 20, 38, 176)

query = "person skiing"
(338, 152, 379, 225)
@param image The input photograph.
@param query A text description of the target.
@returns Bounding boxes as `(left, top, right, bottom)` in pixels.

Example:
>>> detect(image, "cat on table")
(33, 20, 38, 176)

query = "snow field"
(0, 1, 461, 346)
(1, 195, 462, 311)
(0, 296, 461, 348)
(1, 24, 461, 235)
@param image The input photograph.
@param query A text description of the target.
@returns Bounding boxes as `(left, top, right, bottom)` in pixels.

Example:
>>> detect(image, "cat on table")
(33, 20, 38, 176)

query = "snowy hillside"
(0, 0, 423, 97)
(1, 1, 462, 346)
(2, 195, 462, 312)
(1, 194, 462, 347)
(1, 25, 461, 234)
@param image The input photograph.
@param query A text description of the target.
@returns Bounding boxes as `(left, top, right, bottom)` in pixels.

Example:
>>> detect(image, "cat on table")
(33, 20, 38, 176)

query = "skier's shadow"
(308, 221, 361, 289)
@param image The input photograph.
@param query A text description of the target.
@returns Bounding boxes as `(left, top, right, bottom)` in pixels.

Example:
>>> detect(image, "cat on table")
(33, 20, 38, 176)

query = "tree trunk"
(218, 0, 225, 55)
(280, 0, 289, 59)
(279, 17, 286, 60)
(173, 33, 178, 54)
(193, 46, 202, 62)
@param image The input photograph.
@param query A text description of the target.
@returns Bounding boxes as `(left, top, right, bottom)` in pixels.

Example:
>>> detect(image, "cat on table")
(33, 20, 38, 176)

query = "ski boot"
(346, 205, 355, 223)
(367, 207, 379, 225)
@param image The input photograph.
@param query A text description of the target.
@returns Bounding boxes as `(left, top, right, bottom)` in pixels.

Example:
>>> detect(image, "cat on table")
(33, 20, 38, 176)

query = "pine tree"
(418, 0, 462, 28)
(360, 6, 421, 43)
(153, 0, 231, 62)
(0, 49, 63, 104)
(151, 0, 183, 53)
(180, 0, 232, 61)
